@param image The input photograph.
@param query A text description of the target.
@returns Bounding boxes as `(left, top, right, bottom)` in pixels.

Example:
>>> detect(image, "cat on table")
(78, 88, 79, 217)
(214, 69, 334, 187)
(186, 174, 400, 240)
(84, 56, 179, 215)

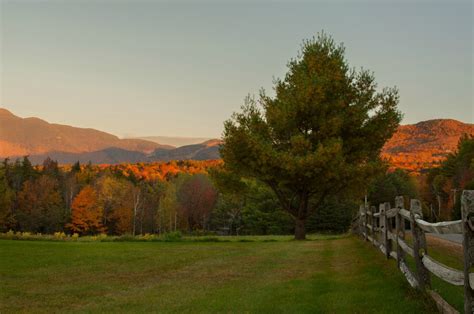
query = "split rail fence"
(356, 190, 474, 314)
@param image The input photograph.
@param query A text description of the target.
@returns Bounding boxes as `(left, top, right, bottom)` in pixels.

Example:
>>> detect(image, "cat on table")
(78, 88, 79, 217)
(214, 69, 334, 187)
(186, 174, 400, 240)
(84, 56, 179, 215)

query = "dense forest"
(0, 153, 357, 236)
(0, 158, 302, 235)
(0, 135, 472, 236)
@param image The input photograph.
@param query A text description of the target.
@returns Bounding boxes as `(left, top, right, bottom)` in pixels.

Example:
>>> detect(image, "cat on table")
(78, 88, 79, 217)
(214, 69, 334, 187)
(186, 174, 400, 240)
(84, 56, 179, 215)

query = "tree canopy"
(221, 32, 402, 239)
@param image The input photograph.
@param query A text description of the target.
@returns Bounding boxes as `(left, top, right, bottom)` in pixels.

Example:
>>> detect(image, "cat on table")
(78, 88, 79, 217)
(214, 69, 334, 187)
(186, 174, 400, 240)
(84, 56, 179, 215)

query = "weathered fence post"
(379, 203, 387, 256)
(410, 199, 430, 290)
(371, 205, 376, 246)
(395, 196, 405, 267)
(359, 205, 365, 239)
(383, 202, 391, 259)
(461, 190, 474, 314)
(361, 204, 368, 241)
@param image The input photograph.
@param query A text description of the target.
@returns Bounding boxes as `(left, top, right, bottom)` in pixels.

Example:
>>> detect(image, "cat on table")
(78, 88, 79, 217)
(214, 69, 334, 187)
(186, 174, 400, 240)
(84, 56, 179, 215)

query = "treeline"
(0, 157, 356, 235)
(0, 158, 328, 235)
(3, 137, 469, 236)
(422, 135, 474, 220)
(0, 158, 222, 235)
(367, 135, 474, 221)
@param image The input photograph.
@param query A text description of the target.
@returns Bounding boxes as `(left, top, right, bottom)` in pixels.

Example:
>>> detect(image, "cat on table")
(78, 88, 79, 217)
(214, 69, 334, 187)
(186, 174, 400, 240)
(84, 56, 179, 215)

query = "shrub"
(306, 198, 356, 234)
(139, 233, 157, 241)
(163, 231, 182, 242)
(54, 232, 67, 240)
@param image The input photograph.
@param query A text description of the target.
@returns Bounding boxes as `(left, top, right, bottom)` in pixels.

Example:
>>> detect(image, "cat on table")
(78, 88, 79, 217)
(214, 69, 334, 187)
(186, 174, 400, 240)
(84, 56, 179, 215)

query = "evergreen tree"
(221, 33, 401, 239)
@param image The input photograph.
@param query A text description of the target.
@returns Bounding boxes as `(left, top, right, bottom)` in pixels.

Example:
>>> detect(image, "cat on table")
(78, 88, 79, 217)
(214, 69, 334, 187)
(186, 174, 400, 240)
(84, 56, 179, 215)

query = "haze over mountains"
(133, 136, 213, 148)
(1, 108, 472, 171)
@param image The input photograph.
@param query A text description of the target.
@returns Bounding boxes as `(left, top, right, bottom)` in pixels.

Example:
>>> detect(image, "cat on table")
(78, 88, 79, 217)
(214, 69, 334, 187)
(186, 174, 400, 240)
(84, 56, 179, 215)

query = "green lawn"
(0, 235, 435, 313)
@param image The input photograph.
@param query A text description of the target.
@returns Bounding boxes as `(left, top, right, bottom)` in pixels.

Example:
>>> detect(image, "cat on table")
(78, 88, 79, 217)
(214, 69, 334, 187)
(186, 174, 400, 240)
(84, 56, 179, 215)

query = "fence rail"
(355, 190, 474, 314)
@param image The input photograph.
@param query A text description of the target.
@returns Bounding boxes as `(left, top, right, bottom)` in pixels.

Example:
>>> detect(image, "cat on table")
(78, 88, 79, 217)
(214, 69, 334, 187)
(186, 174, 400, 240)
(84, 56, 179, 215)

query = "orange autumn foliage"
(68, 186, 105, 235)
(109, 206, 133, 235)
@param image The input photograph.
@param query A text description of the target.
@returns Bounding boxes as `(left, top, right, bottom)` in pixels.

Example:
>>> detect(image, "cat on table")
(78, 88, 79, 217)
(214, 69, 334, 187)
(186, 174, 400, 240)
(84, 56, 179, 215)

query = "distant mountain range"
(0, 108, 221, 164)
(0, 108, 168, 156)
(1, 108, 472, 170)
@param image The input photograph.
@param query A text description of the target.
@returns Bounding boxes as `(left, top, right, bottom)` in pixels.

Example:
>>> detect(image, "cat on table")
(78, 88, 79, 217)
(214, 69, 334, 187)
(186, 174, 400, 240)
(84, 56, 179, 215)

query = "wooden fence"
(356, 190, 474, 314)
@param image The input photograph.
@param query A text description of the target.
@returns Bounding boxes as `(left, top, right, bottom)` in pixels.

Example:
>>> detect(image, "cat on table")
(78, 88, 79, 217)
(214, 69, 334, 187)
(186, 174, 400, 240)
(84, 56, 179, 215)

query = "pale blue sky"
(1, 0, 472, 138)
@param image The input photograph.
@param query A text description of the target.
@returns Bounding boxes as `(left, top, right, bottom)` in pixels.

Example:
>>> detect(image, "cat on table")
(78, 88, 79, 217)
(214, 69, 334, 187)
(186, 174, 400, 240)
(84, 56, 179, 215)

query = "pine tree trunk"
(294, 218, 306, 240)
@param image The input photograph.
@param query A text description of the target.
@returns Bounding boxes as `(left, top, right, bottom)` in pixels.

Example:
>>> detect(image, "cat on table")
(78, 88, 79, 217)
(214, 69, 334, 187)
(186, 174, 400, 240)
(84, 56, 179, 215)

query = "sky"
(0, 0, 472, 138)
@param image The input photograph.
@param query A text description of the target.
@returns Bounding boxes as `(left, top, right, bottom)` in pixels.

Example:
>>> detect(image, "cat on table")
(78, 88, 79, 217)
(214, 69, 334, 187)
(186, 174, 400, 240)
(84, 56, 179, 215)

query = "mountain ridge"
(134, 136, 213, 147)
(1, 108, 472, 170)
(0, 108, 171, 156)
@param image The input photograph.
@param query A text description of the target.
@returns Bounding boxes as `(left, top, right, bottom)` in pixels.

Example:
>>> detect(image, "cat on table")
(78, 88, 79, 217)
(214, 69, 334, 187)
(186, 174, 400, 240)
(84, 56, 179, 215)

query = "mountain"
(150, 139, 221, 161)
(0, 108, 170, 157)
(382, 119, 474, 172)
(21, 141, 221, 165)
(25, 148, 150, 165)
(1, 108, 472, 168)
(135, 136, 213, 147)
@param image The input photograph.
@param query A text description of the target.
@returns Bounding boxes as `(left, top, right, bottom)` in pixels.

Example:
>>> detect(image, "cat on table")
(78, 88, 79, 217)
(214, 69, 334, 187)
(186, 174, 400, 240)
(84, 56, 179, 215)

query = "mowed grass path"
(0, 235, 435, 313)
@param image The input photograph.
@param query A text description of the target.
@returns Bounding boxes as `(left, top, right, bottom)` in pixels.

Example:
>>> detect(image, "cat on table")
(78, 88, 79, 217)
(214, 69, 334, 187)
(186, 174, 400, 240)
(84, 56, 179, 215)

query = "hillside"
(382, 119, 474, 172)
(1, 108, 472, 168)
(150, 139, 221, 162)
(0, 108, 168, 157)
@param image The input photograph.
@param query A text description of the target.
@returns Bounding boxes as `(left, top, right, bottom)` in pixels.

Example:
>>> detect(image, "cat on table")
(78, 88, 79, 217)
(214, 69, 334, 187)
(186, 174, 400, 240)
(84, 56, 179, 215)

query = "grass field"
(1, 235, 436, 313)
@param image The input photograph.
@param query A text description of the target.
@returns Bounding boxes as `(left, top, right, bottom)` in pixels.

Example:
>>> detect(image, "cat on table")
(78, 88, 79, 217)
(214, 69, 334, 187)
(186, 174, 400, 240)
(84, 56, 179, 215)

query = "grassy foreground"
(0, 235, 435, 313)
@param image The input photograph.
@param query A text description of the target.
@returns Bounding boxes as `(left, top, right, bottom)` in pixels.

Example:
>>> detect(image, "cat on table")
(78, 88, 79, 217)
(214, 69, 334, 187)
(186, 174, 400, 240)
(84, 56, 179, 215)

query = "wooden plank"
(379, 244, 386, 255)
(398, 238, 414, 257)
(415, 219, 463, 234)
(390, 251, 397, 260)
(461, 190, 474, 314)
(399, 260, 419, 288)
(374, 212, 381, 217)
(388, 231, 396, 241)
(366, 224, 373, 231)
(382, 202, 391, 260)
(386, 208, 398, 218)
(422, 255, 464, 286)
(399, 208, 411, 220)
(427, 290, 459, 314)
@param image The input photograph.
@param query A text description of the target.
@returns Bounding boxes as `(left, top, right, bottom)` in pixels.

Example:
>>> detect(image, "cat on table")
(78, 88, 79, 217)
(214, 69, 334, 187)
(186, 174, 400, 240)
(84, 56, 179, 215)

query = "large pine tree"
(221, 33, 402, 239)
